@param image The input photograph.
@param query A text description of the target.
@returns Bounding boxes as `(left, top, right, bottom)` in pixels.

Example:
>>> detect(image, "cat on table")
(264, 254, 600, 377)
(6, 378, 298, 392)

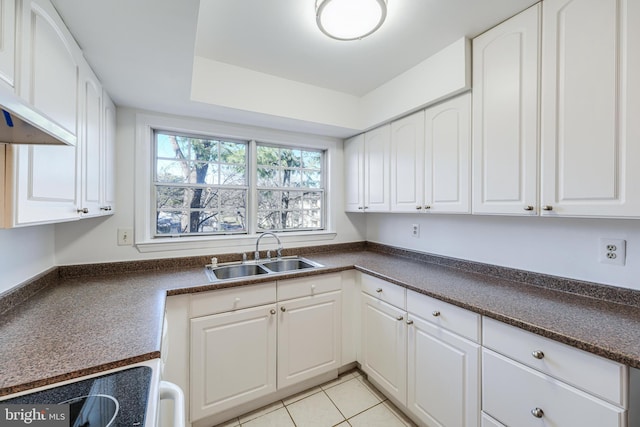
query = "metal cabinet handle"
(531, 408, 544, 418)
(100, 206, 112, 211)
(416, 206, 422, 210)
(524, 205, 534, 211)
(432, 310, 441, 317)
(396, 315, 404, 321)
(270, 309, 276, 315)
(532, 350, 545, 360)
(358, 206, 364, 210)
(375, 288, 383, 293)
(424, 205, 431, 210)
(406, 320, 414, 325)
(542, 205, 553, 211)
(280, 306, 286, 312)
(77, 208, 89, 214)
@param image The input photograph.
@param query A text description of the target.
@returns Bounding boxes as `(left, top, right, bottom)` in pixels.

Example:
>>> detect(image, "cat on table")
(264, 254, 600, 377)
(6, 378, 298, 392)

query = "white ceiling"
(50, 0, 538, 136)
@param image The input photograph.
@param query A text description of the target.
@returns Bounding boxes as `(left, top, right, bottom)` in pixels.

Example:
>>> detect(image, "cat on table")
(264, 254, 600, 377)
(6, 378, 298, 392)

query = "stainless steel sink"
(205, 256, 323, 282)
(206, 263, 270, 281)
(260, 258, 319, 272)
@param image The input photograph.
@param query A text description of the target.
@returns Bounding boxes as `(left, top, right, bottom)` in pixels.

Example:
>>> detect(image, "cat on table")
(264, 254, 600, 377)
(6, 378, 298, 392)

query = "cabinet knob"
(416, 206, 422, 210)
(396, 315, 404, 321)
(364, 206, 369, 209)
(270, 309, 276, 315)
(531, 350, 545, 360)
(432, 310, 441, 317)
(524, 205, 534, 211)
(424, 205, 431, 210)
(406, 320, 414, 325)
(281, 306, 286, 312)
(531, 407, 544, 418)
(542, 205, 553, 211)
(234, 297, 240, 303)
(358, 206, 364, 210)
(375, 288, 383, 293)
(100, 206, 113, 211)
(77, 208, 89, 214)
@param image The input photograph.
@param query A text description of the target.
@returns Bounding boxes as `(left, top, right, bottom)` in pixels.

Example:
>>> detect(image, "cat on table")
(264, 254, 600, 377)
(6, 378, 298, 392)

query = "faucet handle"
(277, 248, 283, 258)
(254, 251, 260, 261)
(241, 253, 247, 263)
(266, 250, 272, 260)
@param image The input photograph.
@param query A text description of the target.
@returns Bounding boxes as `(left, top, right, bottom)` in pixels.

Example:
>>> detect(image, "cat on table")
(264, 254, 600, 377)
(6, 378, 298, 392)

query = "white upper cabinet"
(19, 0, 81, 140)
(472, 4, 540, 215)
(78, 62, 102, 217)
(344, 126, 391, 212)
(390, 94, 471, 214)
(424, 93, 471, 214)
(344, 133, 365, 212)
(390, 111, 425, 212)
(0, 0, 16, 89)
(540, 0, 640, 217)
(364, 124, 391, 212)
(102, 91, 116, 213)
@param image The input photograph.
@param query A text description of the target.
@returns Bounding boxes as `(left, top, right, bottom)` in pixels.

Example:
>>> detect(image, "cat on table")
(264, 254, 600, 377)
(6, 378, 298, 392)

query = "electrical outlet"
(599, 238, 626, 266)
(411, 224, 420, 238)
(118, 228, 133, 246)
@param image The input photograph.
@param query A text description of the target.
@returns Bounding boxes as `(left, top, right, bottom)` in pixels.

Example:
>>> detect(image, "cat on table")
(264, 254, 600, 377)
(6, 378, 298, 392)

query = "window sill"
(135, 231, 338, 253)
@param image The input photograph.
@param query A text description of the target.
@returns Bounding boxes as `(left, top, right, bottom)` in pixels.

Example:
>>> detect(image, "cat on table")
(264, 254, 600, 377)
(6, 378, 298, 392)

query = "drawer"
(277, 273, 342, 301)
(361, 273, 406, 309)
(407, 289, 480, 342)
(483, 317, 627, 407)
(190, 282, 276, 318)
(483, 349, 625, 427)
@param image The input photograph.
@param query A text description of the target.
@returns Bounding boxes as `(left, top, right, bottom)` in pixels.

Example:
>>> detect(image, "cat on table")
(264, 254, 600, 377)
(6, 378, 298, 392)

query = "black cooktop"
(2, 366, 152, 427)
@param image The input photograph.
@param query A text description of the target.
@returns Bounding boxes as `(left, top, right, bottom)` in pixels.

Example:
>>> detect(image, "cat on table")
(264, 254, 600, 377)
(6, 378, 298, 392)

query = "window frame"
(134, 113, 337, 253)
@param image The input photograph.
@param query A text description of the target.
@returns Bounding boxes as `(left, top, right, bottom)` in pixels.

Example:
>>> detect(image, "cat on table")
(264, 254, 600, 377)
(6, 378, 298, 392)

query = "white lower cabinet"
(482, 317, 628, 427)
(361, 292, 407, 405)
(277, 290, 342, 389)
(190, 303, 277, 420)
(189, 274, 342, 423)
(406, 289, 481, 427)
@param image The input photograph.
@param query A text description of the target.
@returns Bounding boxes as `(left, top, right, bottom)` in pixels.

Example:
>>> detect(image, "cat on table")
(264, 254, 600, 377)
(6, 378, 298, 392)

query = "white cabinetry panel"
(344, 133, 364, 212)
(390, 111, 424, 212)
(0, 0, 15, 88)
(472, 4, 540, 215)
(541, 0, 640, 217)
(364, 124, 390, 212)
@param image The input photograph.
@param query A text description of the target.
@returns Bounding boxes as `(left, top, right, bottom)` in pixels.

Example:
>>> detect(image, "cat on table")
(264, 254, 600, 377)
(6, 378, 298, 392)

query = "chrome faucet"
(255, 232, 283, 261)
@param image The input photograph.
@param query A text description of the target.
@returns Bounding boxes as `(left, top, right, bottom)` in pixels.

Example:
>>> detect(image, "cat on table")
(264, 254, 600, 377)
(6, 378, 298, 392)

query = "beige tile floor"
(213, 370, 418, 427)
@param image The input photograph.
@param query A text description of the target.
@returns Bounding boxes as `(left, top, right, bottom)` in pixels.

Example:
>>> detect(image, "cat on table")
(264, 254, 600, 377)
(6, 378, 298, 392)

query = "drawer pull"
(531, 350, 545, 360)
(524, 205, 534, 211)
(531, 407, 544, 418)
(542, 205, 553, 211)
(281, 306, 286, 312)
(375, 288, 383, 293)
(396, 315, 404, 321)
(406, 320, 414, 325)
(432, 310, 441, 317)
(270, 309, 276, 315)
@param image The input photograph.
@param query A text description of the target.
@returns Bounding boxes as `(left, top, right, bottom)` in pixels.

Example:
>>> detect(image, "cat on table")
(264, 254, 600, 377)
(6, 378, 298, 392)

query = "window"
(153, 130, 325, 237)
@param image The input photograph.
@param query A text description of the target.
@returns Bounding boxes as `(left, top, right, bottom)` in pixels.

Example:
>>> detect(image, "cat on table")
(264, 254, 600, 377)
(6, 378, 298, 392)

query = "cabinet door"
(344, 134, 364, 212)
(472, 4, 540, 215)
(541, 0, 640, 217)
(407, 314, 480, 427)
(360, 292, 406, 405)
(0, 0, 15, 88)
(277, 290, 342, 389)
(390, 111, 425, 212)
(78, 63, 102, 217)
(364, 124, 391, 212)
(102, 92, 116, 213)
(20, 0, 81, 139)
(483, 349, 625, 427)
(5, 143, 79, 226)
(425, 93, 471, 213)
(190, 304, 277, 421)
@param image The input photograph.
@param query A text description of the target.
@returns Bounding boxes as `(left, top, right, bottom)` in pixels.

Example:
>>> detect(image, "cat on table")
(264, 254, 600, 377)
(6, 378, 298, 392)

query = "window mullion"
(248, 139, 258, 235)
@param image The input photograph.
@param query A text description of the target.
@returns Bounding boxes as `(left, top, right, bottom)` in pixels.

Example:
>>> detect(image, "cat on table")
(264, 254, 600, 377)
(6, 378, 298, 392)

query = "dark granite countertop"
(1, 242, 639, 396)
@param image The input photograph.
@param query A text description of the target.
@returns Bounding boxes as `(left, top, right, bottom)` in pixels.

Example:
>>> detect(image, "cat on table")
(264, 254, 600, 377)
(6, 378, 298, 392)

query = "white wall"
(365, 213, 640, 291)
(53, 108, 366, 265)
(0, 225, 55, 293)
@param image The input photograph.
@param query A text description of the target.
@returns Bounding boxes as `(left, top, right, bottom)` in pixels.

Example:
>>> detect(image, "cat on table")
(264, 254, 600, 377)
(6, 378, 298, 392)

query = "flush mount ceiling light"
(315, 0, 388, 41)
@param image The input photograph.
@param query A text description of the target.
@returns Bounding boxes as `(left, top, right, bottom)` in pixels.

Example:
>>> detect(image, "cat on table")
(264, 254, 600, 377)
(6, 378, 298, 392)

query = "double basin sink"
(205, 256, 323, 282)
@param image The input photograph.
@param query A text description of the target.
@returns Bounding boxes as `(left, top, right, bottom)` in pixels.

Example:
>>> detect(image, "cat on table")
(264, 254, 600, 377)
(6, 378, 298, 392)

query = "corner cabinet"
(540, 0, 640, 217)
(471, 4, 540, 216)
(344, 126, 391, 212)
